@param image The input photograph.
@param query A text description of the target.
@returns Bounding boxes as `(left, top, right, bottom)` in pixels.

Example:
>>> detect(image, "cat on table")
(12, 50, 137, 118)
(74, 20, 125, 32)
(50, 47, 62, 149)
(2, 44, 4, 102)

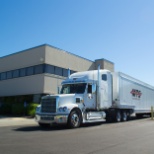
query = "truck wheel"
(121, 111, 127, 121)
(106, 112, 112, 123)
(127, 112, 130, 121)
(68, 110, 81, 128)
(115, 111, 121, 122)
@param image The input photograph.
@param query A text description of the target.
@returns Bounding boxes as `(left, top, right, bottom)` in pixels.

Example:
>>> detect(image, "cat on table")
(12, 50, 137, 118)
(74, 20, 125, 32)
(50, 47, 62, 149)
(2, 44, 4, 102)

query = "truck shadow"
(13, 124, 69, 132)
(13, 123, 105, 132)
(14, 116, 150, 132)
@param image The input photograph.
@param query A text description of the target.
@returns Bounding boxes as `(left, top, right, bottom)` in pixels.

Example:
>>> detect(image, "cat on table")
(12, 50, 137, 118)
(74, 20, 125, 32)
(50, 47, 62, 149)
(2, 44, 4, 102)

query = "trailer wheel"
(121, 111, 127, 121)
(115, 111, 121, 122)
(106, 112, 112, 123)
(136, 113, 143, 119)
(68, 110, 81, 128)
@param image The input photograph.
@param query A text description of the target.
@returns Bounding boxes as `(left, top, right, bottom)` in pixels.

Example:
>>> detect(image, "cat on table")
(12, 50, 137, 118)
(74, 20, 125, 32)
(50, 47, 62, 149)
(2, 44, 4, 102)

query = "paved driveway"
(0, 116, 36, 127)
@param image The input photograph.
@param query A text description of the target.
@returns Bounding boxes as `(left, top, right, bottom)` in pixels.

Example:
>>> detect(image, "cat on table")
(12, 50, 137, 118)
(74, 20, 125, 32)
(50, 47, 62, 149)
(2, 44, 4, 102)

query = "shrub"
(0, 102, 39, 117)
(27, 103, 38, 117)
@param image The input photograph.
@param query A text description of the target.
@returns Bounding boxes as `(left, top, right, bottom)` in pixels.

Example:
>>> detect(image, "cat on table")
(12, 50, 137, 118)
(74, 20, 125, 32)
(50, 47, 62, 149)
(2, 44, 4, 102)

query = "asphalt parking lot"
(0, 116, 154, 154)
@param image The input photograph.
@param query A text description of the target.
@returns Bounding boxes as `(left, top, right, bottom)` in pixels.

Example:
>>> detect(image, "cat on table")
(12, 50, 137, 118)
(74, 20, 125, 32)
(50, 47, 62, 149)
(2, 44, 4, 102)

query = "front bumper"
(35, 113, 68, 125)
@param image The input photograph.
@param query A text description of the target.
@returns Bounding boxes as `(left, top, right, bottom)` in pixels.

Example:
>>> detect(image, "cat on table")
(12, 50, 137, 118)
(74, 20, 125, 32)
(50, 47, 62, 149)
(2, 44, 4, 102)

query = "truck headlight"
(58, 106, 68, 112)
(63, 106, 67, 112)
(59, 107, 63, 112)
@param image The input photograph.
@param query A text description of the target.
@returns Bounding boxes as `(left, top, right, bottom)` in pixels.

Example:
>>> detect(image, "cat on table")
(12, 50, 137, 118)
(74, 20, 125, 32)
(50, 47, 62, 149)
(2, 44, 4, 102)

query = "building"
(0, 44, 114, 103)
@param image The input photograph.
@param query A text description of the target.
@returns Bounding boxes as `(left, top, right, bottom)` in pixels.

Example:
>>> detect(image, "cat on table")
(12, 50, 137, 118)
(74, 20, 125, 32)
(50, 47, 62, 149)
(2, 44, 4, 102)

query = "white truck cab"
(35, 69, 109, 128)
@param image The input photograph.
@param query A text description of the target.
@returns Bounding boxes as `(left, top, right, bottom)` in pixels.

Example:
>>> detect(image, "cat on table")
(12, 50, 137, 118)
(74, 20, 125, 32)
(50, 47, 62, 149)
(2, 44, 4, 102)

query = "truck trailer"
(35, 68, 154, 128)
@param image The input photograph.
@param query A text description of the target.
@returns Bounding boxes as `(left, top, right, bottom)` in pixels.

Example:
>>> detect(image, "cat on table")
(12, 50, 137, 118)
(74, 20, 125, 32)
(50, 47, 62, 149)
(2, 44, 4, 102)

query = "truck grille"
(41, 98, 57, 113)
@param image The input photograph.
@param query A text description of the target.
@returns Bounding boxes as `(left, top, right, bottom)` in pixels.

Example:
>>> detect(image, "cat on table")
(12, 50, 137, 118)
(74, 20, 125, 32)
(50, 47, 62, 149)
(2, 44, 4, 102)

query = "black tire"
(121, 111, 127, 121)
(136, 113, 143, 119)
(68, 110, 81, 128)
(106, 112, 112, 123)
(115, 111, 121, 122)
(127, 112, 130, 121)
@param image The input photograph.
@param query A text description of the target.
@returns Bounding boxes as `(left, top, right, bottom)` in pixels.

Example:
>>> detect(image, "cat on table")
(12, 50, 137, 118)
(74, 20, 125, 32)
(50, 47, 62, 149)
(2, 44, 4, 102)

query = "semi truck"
(35, 67, 154, 128)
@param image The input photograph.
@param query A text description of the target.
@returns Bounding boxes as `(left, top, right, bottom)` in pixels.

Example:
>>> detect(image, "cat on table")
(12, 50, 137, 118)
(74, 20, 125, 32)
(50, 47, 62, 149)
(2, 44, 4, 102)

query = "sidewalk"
(0, 116, 36, 127)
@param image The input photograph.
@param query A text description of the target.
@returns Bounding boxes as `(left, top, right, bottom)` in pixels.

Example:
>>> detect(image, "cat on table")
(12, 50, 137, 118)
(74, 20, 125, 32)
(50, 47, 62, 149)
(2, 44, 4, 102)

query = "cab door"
(99, 72, 112, 108)
(84, 83, 96, 109)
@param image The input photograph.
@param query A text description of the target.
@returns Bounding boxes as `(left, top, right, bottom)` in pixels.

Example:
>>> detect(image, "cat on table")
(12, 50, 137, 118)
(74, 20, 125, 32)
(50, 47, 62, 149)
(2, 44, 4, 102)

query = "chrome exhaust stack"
(97, 65, 101, 110)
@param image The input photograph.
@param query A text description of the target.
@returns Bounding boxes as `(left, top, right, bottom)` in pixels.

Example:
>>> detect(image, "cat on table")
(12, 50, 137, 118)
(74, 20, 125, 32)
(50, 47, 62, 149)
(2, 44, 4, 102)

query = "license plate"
(41, 116, 54, 121)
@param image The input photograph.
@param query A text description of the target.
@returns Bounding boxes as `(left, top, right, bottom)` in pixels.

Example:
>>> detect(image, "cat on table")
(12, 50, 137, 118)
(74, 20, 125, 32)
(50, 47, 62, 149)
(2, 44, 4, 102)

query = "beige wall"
(45, 45, 95, 72)
(0, 75, 44, 97)
(95, 59, 114, 72)
(43, 74, 65, 94)
(0, 45, 45, 72)
(103, 60, 114, 72)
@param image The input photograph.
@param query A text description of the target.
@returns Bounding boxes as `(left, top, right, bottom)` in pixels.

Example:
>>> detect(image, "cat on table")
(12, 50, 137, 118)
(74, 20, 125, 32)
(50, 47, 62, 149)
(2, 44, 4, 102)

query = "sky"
(0, 0, 154, 85)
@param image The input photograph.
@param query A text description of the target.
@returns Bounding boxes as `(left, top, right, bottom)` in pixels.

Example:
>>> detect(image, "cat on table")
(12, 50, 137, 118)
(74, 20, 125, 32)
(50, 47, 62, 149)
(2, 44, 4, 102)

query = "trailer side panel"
(112, 72, 154, 113)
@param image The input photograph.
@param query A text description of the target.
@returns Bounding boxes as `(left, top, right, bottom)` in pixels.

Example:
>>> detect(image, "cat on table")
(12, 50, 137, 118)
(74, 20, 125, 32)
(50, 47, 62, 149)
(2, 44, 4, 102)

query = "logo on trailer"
(130, 89, 142, 99)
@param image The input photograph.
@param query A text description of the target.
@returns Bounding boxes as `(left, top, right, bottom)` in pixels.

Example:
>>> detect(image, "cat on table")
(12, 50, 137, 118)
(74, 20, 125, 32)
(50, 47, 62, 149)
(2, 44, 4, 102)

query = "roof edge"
(45, 44, 94, 63)
(95, 58, 114, 64)
(0, 44, 113, 65)
(0, 44, 94, 63)
(0, 44, 47, 59)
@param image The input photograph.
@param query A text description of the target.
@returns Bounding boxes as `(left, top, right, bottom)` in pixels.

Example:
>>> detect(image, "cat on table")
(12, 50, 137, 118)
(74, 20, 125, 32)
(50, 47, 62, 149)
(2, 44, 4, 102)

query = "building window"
(0, 64, 77, 81)
(55, 66, 62, 76)
(13, 70, 19, 78)
(45, 64, 55, 74)
(1, 72, 6, 80)
(19, 68, 26, 77)
(63, 68, 68, 77)
(6, 71, 12, 79)
(26, 67, 34, 76)
(34, 64, 44, 74)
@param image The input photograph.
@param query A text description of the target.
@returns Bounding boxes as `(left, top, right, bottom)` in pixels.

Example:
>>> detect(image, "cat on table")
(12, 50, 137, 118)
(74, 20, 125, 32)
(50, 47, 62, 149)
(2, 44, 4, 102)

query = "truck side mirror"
(92, 84, 96, 94)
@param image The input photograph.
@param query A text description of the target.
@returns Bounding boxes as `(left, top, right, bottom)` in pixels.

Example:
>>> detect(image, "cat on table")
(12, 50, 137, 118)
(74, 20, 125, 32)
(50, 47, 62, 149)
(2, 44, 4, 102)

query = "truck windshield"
(61, 83, 86, 94)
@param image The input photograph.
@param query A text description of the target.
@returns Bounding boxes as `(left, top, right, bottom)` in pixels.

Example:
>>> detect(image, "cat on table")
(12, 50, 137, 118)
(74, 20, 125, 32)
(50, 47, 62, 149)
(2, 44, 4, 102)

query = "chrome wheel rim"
(71, 113, 79, 127)
(122, 112, 127, 121)
(116, 112, 121, 122)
